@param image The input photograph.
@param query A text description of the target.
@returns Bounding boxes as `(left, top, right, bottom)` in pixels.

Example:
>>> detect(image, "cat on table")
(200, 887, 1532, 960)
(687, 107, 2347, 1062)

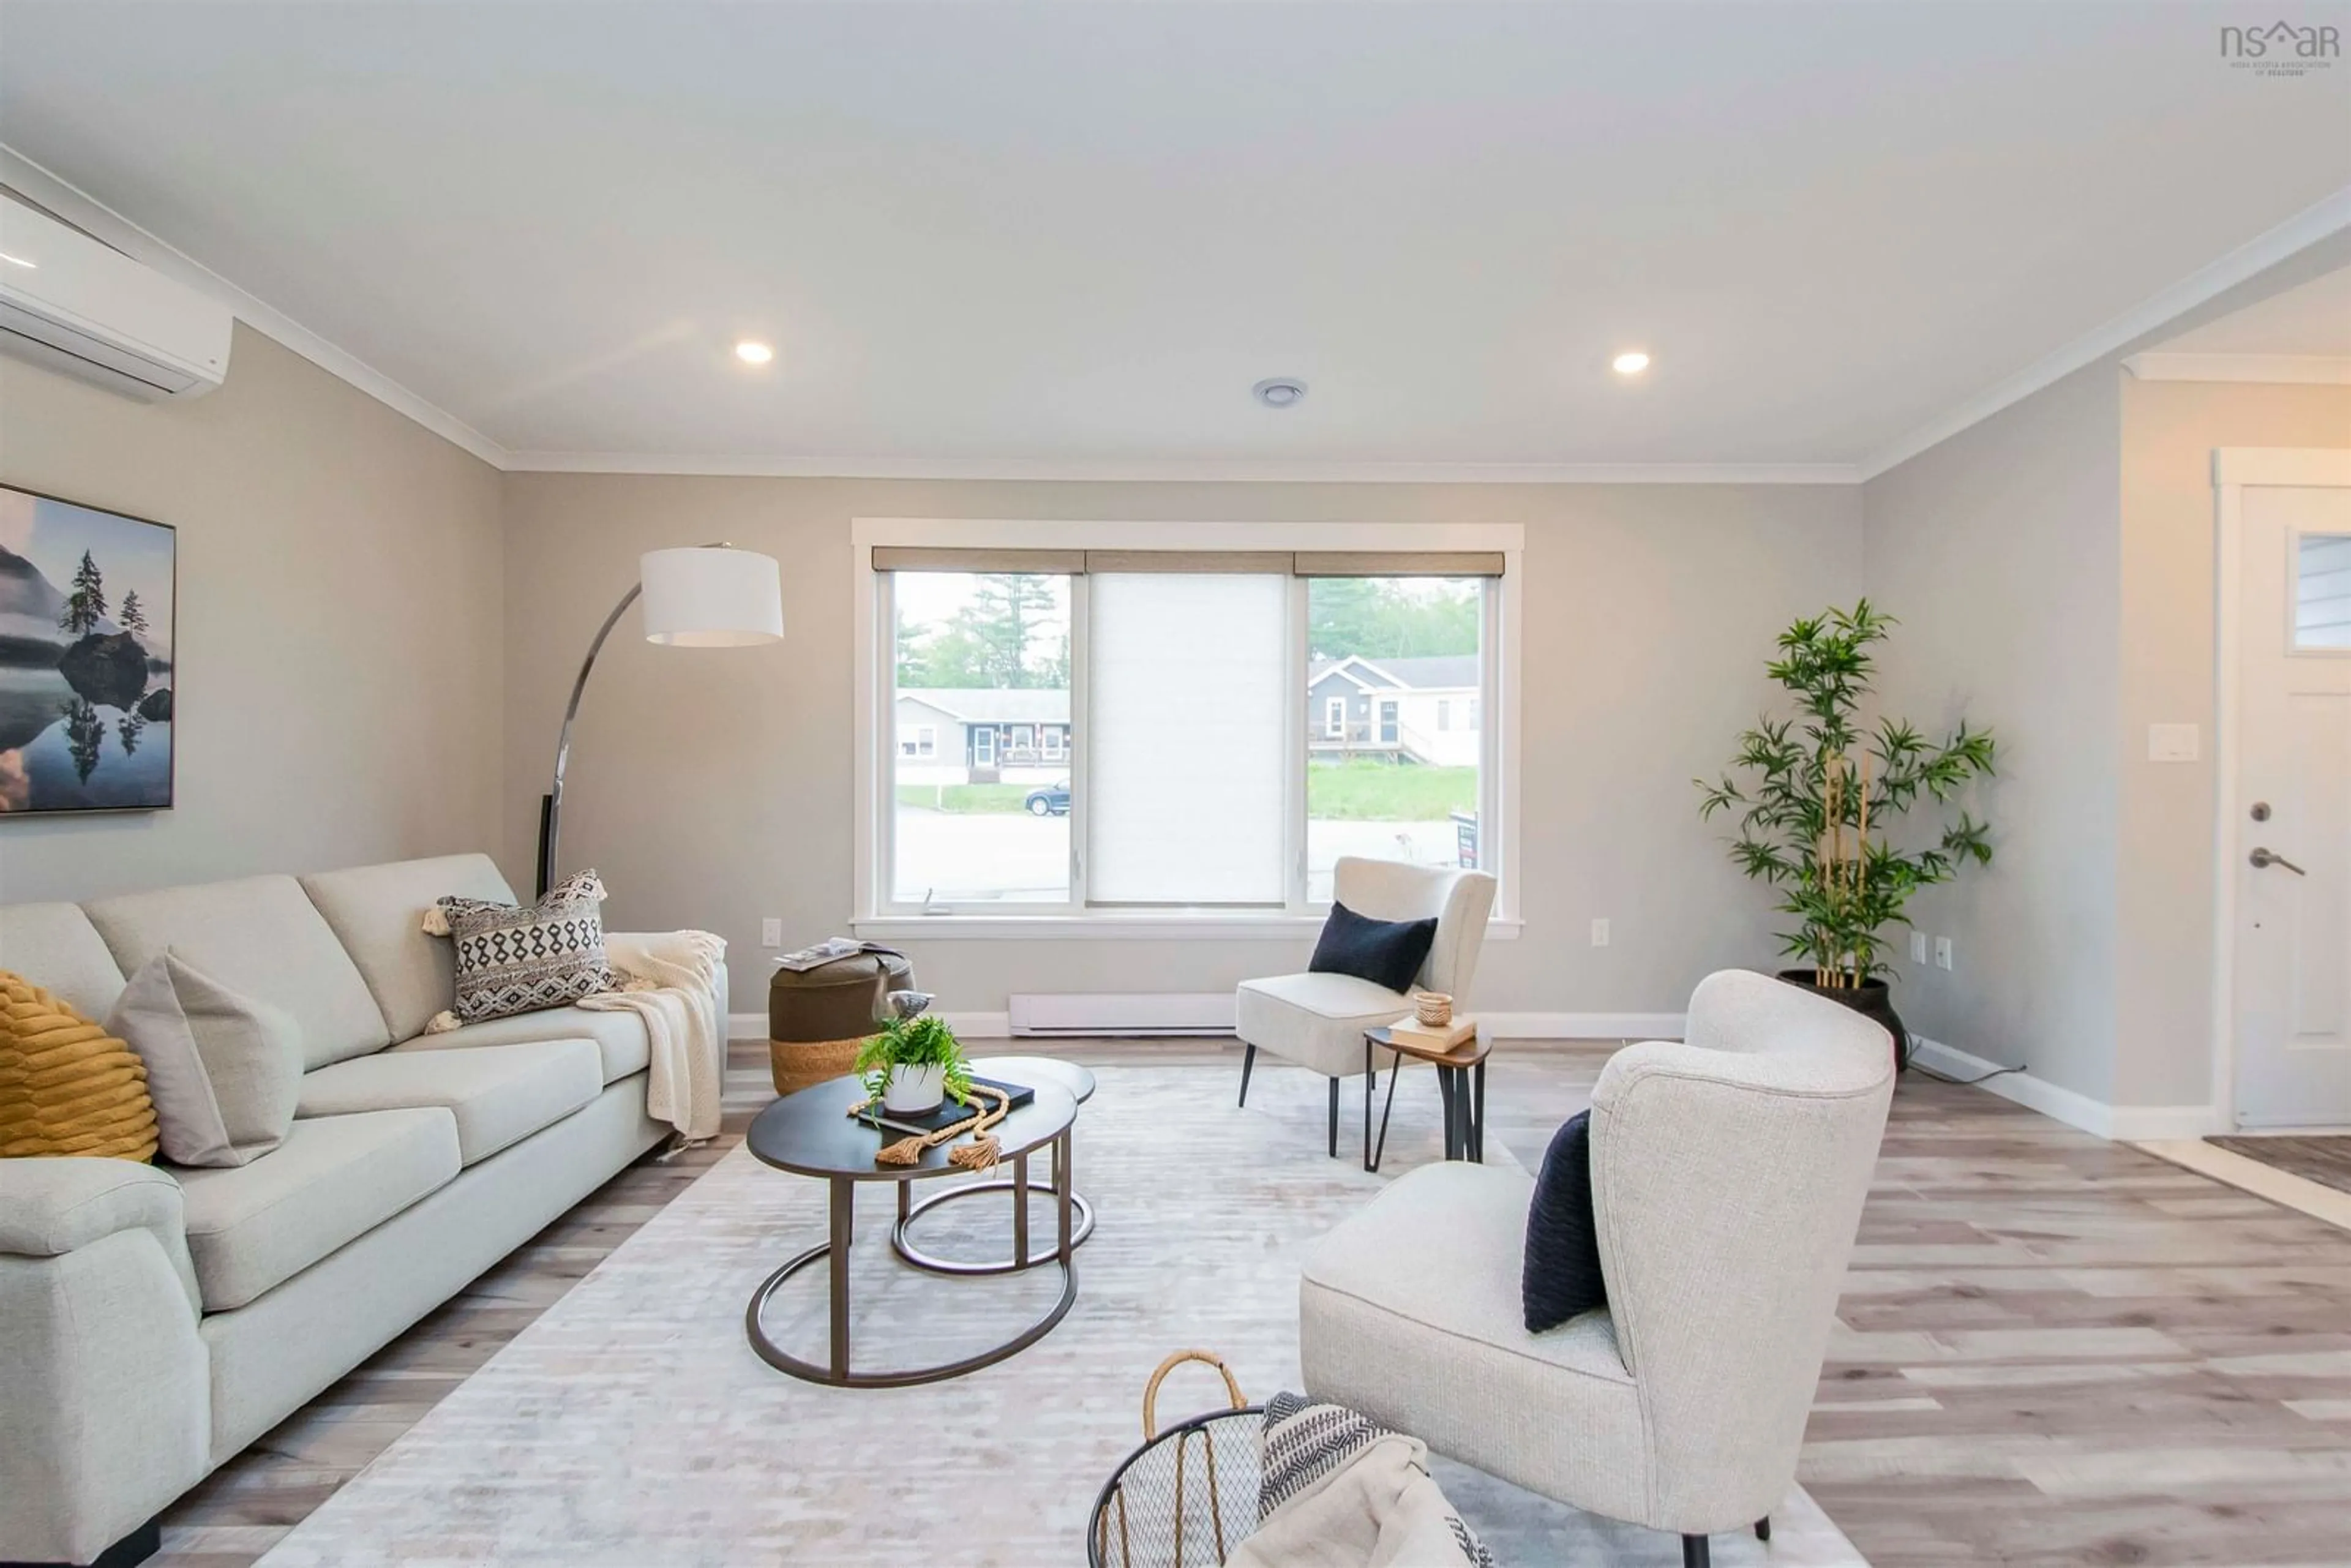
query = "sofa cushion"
(296, 1040, 601, 1165)
(301, 855, 516, 1043)
(171, 1108, 460, 1310)
(1235, 970, 1411, 1080)
(387, 1002, 650, 1086)
(83, 877, 390, 1071)
(0, 902, 127, 1022)
(1299, 1160, 1647, 1522)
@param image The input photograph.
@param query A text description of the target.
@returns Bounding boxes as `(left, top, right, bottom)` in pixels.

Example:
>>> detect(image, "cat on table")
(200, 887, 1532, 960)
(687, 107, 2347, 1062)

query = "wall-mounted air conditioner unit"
(1007, 992, 1238, 1038)
(0, 193, 231, 400)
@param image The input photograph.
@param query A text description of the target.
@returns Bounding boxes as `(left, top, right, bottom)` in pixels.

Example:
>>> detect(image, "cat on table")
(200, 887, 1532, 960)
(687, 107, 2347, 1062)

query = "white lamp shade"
(639, 547, 784, 647)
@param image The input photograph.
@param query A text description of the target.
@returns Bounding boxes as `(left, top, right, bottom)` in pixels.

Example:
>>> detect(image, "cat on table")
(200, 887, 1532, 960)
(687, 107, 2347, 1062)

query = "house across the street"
(1307, 655, 1480, 767)
(894, 688, 1071, 783)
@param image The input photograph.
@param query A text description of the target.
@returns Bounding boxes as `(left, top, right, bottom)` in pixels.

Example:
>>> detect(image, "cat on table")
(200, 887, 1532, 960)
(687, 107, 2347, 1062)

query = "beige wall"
(501, 474, 1862, 1016)
(0, 327, 506, 902)
(1862, 364, 2123, 1103)
(2115, 378, 2351, 1108)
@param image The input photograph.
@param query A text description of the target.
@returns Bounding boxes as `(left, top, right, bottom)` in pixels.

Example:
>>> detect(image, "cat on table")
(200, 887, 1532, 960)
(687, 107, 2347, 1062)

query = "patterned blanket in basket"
(1226, 1392, 1496, 1568)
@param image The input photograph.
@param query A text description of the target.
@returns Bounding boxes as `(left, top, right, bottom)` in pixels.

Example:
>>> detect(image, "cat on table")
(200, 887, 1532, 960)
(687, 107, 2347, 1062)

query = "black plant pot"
(1774, 970, 1911, 1072)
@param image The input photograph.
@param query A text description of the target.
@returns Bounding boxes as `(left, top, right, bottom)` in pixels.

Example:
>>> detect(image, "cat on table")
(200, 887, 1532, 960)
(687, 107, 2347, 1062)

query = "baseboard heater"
(1007, 992, 1237, 1037)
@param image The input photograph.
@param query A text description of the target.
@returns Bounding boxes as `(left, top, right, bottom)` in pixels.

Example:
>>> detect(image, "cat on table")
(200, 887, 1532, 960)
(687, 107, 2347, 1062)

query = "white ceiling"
(2154, 266, 2351, 357)
(2, 1, 2348, 476)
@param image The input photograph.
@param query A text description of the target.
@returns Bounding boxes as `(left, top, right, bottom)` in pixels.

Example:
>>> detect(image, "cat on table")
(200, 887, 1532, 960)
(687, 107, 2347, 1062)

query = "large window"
(867, 535, 1509, 923)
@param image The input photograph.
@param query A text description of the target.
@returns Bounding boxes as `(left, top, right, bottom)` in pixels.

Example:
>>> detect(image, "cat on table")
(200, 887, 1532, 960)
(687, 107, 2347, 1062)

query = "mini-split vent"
(1007, 992, 1237, 1038)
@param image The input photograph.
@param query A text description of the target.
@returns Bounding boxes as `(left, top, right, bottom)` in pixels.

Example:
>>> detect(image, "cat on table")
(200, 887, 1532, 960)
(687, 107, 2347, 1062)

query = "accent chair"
(1294, 969, 1895, 1567)
(1233, 856, 1497, 1158)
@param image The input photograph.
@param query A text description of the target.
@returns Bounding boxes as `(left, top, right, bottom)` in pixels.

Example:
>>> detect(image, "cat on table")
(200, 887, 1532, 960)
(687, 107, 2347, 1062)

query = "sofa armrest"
(0, 1158, 209, 1562)
(0, 1158, 197, 1291)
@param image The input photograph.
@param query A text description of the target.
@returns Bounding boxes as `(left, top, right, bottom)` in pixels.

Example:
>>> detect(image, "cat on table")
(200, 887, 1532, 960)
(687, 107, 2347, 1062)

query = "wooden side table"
(1362, 1024, 1490, 1172)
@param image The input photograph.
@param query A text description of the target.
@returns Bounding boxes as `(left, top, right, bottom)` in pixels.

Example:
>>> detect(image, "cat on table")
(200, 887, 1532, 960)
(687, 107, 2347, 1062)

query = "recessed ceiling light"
(1253, 377, 1307, 409)
(0, 252, 35, 269)
(735, 340, 774, 366)
(1613, 351, 1651, 375)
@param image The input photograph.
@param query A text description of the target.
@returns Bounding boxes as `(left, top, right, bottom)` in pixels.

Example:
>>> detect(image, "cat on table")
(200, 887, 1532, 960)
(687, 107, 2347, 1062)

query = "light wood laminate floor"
(152, 1041, 2351, 1567)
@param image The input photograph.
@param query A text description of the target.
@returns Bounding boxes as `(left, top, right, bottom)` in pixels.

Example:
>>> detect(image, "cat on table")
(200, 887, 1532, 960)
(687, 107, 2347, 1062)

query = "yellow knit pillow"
(0, 969, 159, 1161)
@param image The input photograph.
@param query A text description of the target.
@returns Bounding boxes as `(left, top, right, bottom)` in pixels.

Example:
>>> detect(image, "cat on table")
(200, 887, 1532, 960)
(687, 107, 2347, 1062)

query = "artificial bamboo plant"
(1696, 601, 1997, 989)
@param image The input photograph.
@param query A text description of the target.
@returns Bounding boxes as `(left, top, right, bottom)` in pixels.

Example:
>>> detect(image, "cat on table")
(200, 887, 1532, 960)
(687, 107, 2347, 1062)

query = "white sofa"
(1296, 970, 1893, 1568)
(0, 853, 724, 1568)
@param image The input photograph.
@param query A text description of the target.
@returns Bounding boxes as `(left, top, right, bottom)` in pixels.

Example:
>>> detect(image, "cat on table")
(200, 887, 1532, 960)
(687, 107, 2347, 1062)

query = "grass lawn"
(1308, 760, 1476, 820)
(895, 783, 1040, 814)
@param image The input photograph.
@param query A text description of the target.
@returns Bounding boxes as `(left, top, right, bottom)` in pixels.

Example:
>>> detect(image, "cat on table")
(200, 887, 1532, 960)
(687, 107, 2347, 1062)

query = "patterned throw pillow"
(429, 871, 613, 1026)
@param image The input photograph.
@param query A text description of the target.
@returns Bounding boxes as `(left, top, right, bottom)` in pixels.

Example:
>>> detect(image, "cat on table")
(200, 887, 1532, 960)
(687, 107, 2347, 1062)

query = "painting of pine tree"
(0, 484, 176, 812)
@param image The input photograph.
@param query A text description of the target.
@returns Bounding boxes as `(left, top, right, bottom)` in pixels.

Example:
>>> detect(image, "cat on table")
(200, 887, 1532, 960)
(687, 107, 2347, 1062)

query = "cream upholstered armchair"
(1234, 857, 1497, 1158)
(1295, 970, 1894, 1567)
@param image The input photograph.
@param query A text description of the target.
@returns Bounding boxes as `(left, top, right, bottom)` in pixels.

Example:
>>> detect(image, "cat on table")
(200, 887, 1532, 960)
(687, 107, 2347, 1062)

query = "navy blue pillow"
(1308, 901, 1438, 994)
(1523, 1111, 1608, 1332)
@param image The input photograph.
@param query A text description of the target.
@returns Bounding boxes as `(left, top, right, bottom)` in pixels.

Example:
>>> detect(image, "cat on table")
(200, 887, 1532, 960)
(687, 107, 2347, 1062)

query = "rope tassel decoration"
(864, 1083, 1011, 1172)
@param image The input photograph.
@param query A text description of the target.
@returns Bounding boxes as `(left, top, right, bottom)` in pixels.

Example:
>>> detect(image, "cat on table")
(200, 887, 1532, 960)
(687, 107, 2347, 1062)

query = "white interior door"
(2234, 482, 2351, 1128)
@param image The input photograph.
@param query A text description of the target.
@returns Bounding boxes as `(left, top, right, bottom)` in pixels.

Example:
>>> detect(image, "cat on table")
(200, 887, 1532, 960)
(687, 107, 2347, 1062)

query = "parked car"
(1024, 779, 1070, 816)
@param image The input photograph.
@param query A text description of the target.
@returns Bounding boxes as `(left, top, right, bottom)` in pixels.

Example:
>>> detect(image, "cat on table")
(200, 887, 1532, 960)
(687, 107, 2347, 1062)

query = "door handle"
(2250, 847, 2308, 876)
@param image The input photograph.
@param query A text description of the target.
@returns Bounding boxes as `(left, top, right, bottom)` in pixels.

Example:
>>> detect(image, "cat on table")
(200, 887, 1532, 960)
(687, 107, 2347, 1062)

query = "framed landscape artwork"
(0, 484, 176, 814)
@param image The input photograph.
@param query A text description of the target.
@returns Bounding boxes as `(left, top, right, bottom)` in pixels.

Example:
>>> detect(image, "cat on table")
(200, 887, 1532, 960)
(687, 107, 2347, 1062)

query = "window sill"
(848, 914, 1524, 943)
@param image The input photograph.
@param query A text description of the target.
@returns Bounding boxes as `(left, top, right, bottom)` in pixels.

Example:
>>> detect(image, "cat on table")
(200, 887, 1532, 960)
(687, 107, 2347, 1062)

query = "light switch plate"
(1910, 930, 1929, 964)
(2147, 722, 2200, 763)
(760, 917, 783, 948)
(1934, 936, 1954, 972)
(1591, 918, 1611, 948)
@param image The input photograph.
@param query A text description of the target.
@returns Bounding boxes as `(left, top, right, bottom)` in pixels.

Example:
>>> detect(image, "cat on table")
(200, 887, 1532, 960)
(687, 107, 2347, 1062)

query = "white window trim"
(897, 723, 937, 759)
(850, 517, 1524, 938)
(1322, 694, 1345, 738)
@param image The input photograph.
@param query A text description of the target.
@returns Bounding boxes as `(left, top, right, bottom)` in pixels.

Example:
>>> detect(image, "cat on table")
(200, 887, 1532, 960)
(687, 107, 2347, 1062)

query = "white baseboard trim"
(1909, 1037, 2217, 1141)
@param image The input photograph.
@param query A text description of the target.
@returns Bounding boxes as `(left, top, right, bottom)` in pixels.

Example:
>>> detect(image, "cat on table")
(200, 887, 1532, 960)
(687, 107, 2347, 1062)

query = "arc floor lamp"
(536, 543, 785, 896)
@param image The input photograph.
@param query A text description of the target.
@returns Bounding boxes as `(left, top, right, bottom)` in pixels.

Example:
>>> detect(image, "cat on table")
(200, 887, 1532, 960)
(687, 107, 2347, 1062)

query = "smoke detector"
(1252, 377, 1308, 409)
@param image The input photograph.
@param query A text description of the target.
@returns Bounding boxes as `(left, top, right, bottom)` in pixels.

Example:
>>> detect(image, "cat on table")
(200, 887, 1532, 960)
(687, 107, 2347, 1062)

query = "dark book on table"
(850, 1076, 1034, 1137)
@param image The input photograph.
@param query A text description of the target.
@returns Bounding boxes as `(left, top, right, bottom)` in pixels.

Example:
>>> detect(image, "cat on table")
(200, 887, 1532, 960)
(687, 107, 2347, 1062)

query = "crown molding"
(501, 450, 1866, 485)
(1860, 183, 2351, 481)
(2124, 351, 2351, 385)
(0, 143, 512, 470)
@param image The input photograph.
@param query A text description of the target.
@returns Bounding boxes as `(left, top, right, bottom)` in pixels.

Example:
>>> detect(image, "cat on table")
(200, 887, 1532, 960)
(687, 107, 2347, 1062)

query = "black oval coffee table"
(743, 1074, 1078, 1388)
(891, 1055, 1099, 1275)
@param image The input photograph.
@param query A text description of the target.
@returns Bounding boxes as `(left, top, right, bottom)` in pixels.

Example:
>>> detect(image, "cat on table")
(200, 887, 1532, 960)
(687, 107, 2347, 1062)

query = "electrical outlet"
(760, 917, 783, 948)
(1933, 936, 1954, 972)
(1910, 930, 1929, 965)
(1591, 918, 1611, 948)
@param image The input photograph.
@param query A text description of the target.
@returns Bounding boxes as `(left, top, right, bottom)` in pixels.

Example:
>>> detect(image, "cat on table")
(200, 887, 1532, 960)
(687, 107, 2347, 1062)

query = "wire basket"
(1087, 1351, 1264, 1568)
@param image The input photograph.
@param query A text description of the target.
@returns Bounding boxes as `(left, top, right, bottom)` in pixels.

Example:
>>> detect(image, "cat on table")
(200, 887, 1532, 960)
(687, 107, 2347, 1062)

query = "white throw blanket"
(580, 929, 728, 1144)
(1226, 1395, 1492, 1568)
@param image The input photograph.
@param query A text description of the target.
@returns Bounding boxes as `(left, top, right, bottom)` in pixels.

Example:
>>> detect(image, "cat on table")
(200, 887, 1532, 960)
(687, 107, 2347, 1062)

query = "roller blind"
(1087, 573, 1288, 904)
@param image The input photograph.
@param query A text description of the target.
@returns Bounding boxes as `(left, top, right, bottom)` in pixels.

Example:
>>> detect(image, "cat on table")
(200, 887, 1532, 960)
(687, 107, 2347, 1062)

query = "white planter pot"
(881, 1062, 947, 1115)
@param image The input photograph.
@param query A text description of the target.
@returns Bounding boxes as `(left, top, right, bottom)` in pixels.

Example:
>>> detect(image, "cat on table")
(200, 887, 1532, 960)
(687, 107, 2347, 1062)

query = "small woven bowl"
(1415, 992, 1453, 1027)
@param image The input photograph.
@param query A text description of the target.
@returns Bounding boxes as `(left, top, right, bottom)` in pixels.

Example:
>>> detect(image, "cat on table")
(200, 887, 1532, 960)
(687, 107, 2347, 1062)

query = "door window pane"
(1305, 577, 1483, 902)
(891, 572, 1071, 904)
(2297, 535, 2351, 650)
(1090, 574, 1288, 904)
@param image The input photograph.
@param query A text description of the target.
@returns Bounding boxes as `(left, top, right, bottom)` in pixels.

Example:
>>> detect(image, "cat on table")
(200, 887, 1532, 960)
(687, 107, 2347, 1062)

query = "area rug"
(2210, 1135, 2351, 1197)
(256, 1064, 1865, 1566)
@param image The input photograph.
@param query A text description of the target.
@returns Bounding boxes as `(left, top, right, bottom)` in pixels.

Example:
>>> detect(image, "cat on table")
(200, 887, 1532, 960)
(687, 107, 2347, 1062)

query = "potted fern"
(1696, 601, 1996, 1068)
(856, 1011, 973, 1116)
